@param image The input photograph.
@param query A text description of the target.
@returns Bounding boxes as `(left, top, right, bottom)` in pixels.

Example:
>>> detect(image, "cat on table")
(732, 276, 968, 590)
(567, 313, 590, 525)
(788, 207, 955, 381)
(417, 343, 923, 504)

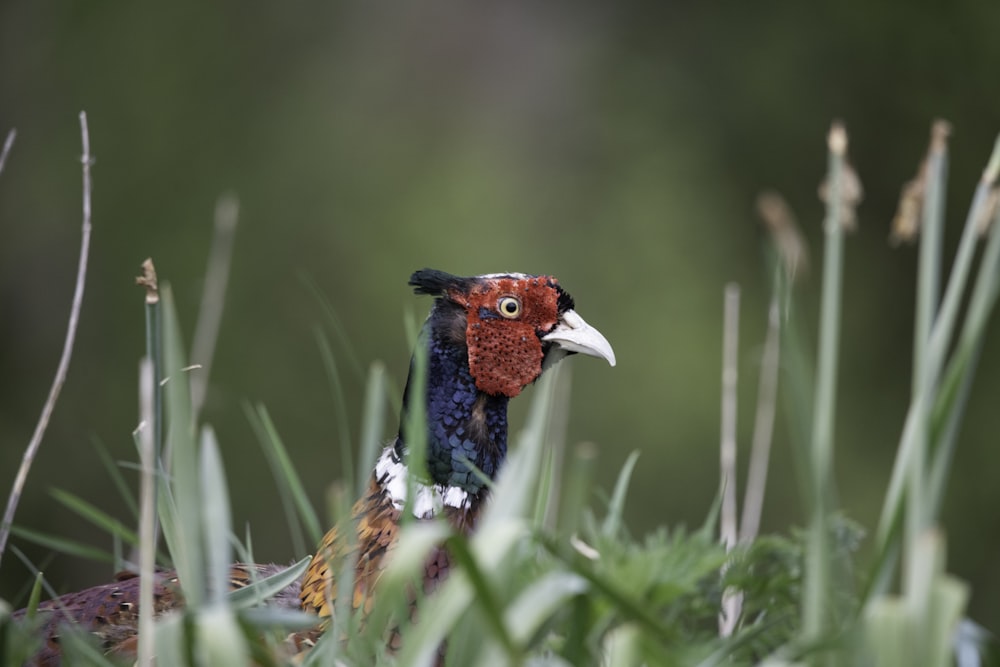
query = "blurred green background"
(2, 1, 999, 631)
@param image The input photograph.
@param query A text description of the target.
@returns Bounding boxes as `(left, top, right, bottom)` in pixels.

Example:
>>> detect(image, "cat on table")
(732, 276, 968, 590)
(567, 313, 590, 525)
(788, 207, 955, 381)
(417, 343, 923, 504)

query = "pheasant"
(12, 268, 616, 664)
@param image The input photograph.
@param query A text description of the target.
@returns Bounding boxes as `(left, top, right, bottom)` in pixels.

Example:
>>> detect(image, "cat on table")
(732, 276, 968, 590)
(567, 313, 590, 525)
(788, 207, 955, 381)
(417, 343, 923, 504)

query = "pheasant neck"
(397, 322, 509, 498)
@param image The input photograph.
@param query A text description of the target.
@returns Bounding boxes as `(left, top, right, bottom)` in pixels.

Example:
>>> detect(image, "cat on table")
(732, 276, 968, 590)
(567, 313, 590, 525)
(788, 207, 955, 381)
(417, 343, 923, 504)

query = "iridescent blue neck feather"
(397, 308, 509, 496)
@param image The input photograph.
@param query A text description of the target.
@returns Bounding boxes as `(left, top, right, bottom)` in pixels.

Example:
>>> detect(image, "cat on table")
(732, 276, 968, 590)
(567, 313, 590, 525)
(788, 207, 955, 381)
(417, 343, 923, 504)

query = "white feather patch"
(374, 446, 473, 518)
(477, 272, 531, 281)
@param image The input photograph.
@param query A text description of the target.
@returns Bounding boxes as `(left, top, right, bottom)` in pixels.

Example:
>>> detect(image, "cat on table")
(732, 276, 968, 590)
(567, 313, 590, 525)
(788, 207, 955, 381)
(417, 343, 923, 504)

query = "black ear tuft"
(409, 269, 474, 296)
(555, 285, 575, 314)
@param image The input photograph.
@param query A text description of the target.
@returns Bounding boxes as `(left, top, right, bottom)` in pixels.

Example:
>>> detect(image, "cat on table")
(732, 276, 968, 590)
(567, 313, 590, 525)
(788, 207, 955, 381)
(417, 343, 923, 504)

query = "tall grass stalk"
(719, 283, 741, 637)
(138, 259, 163, 485)
(245, 403, 321, 554)
(803, 122, 849, 644)
(537, 363, 572, 533)
(134, 259, 164, 575)
(314, 327, 355, 492)
(871, 133, 1000, 601)
(739, 288, 782, 544)
(906, 123, 948, 576)
(136, 357, 157, 666)
(190, 194, 239, 419)
(719, 284, 740, 555)
(357, 362, 388, 499)
(160, 286, 205, 608)
(924, 137, 1000, 516)
(855, 130, 1000, 667)
(300, 273, 372, 390)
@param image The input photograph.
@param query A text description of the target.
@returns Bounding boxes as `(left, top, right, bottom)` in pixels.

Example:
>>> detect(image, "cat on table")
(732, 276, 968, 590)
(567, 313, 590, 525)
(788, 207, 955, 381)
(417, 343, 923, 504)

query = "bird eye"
(497, 296, 521, 319)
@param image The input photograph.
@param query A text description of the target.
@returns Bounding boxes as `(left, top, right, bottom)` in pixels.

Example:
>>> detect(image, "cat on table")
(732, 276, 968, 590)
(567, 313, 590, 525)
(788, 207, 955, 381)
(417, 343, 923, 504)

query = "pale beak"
(542, 309, 616, 367)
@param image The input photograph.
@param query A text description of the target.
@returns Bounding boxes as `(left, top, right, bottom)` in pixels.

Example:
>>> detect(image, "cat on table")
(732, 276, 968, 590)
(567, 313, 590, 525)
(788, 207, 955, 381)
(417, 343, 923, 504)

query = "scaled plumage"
(18, 563, 299, 665)
(12, 269, 615, 664)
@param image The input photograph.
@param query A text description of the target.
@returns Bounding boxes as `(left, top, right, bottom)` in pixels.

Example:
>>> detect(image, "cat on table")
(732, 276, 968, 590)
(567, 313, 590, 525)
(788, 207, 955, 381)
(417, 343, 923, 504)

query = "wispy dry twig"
(0, 128, 16, 176)
(0, 113, 94, 567)
(736, 192, 804, 542)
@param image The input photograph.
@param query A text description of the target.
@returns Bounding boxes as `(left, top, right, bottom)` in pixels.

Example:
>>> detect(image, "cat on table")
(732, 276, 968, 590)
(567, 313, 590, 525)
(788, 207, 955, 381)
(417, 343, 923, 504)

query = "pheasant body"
(13, 269, 615, 664)
(17, 563, 298, 665)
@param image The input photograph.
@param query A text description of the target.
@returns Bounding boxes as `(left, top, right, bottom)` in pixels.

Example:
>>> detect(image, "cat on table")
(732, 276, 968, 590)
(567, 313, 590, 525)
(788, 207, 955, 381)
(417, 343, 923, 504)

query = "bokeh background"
(2, 1, 999, 631)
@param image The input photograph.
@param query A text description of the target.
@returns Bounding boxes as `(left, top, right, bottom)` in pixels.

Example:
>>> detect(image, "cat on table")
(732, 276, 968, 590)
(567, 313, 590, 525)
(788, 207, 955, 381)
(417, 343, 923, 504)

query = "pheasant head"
(393, 269, 616, 503)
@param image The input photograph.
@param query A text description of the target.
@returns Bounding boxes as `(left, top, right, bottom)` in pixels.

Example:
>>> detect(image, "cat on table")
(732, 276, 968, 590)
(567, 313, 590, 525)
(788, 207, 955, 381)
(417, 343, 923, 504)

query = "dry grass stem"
(190, 194, 240, 418)
(720, 283, 741, 551)
(0, 112, 94, 567)
(739, 296, 782, 543)
(719, 283, 741, 637)
(137, 359, 156, 667)
(0, 128, 16, 176)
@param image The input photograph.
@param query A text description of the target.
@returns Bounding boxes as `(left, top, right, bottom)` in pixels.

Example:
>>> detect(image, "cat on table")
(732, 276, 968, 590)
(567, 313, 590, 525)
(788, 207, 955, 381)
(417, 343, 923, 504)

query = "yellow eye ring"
(497, 296, 522, 319)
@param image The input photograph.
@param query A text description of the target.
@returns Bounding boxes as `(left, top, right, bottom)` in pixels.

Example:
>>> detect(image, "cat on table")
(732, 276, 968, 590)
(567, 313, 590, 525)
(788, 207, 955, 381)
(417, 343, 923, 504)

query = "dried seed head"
(890, 177, 924, 245)
(828, 121, 848, 156)
(135, 258, 159, 304)
(756, 190, 809, 280)
(930, 119, 952, 155)
(818, 162, 863, 231)
(889, 120, 953, 246)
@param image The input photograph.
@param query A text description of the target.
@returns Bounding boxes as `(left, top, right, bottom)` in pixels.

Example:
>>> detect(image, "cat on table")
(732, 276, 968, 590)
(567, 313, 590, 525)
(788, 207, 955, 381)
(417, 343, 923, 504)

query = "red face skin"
(448, 276, 562, 398)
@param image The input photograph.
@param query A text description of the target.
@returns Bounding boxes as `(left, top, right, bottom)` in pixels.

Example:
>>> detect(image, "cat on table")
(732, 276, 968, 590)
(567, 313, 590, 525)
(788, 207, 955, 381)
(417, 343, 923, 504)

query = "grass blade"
(227, 556, 312, 610)
(199, 427, 233, 604)
(90, 437, 138, 520)
(504, 571, 588, 644)
(24, 572, 44, 620)
(445, 535, 519, 660)
(314, 327, 355, 494)
(357, 362, 388, 499)
(8, 526, 113, 564)
(48, 488, 139, 548)
(161, 285, 204, 607)
(245, 403, 322, 548)
(602, 451, 640, 539)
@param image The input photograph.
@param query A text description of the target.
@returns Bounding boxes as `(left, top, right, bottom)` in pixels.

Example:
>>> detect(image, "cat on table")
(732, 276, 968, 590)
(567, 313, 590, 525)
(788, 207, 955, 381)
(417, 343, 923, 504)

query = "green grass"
(2, 123, 1000, 666)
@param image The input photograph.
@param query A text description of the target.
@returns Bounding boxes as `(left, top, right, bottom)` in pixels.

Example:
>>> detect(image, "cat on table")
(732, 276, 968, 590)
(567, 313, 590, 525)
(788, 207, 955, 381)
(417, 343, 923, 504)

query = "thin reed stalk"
(803, 122, 850, 643)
